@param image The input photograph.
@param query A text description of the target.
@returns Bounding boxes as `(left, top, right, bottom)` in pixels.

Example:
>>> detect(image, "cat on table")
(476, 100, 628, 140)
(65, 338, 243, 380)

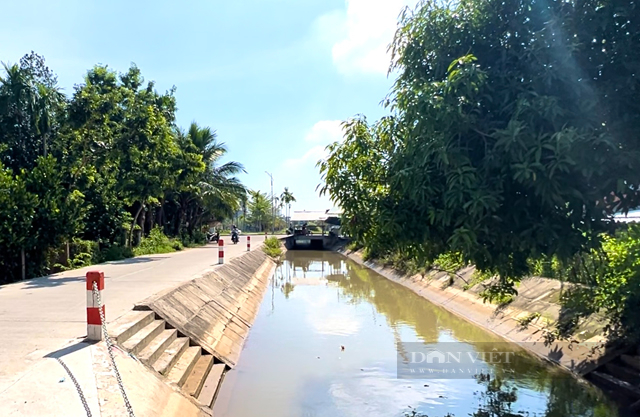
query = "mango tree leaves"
(321, 0, 640, 297)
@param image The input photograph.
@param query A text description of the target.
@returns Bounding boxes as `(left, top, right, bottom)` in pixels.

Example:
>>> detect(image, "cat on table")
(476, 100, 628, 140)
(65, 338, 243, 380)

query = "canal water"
(214, 251, 625, 417)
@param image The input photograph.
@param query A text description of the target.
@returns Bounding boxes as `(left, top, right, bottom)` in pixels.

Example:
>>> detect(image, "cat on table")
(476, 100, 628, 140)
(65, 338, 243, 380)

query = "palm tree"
(280, 187, 296, 226)
(248, 190, 271, 231)
(171, 122, 247, 236)
(35, 82, 64, 157)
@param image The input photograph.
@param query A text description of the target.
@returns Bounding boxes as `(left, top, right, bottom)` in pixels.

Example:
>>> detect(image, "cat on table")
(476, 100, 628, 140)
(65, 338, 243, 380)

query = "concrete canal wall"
(343, 249, 615, 376)
(101, 249, 277, 416)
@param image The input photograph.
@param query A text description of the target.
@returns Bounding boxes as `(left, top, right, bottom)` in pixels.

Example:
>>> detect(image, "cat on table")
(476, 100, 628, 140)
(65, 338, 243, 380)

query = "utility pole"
(265, 171, 274, 235)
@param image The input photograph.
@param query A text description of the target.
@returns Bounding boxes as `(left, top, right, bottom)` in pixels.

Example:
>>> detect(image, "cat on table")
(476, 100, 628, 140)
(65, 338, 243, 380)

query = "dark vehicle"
(207, 231, 220, 243)
(231, 230, 239, 244)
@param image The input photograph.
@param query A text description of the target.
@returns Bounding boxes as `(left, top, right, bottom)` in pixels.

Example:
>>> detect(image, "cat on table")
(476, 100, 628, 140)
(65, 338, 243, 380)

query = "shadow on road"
(14, 256, 169, 290)
(19, 275, 86, 290)
(45, 339, 96, 359)
(107, 256, 168, 265)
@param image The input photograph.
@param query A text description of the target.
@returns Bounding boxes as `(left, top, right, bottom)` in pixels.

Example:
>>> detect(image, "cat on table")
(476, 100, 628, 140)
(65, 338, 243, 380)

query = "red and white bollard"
(218, 239, 224, 264)
(247, 236, 251, 252)
(86, 271, 105, 341)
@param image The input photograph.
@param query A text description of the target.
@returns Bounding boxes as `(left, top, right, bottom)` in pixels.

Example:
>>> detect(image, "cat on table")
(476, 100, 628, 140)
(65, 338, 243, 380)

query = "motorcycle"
(231, 230, 239, 244)
(207, 231, 220, 243)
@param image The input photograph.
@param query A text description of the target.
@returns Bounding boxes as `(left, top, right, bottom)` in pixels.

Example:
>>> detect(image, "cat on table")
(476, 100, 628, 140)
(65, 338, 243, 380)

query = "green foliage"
(262, 237, 282, 259)
(248, 190, 274, 232)
(181, 230, 206, 247)
(62, 239, 100, 270)
(380, 251, 426, 276)
(562, 224, 640, 341)
(0, 53, 247, 282)
(516, 312, 541, 329)
(133, 227, 183, 256)
(345, 241, 362, 252)
(320, 0, 640, 299)
(433, 252, 466, 274)
(99, 245, 134, 263)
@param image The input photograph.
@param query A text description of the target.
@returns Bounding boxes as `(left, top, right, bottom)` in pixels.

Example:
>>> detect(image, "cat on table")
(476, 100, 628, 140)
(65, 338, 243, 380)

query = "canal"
(214, 251, 626, 417)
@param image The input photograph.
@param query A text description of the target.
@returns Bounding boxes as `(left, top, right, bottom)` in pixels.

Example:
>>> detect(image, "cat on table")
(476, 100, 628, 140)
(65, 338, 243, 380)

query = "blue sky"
(1, 0, 417, 211)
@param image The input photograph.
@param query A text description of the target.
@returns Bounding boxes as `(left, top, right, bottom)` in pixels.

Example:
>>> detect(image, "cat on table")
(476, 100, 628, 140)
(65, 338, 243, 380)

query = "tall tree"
(320, 0, 640, 297)
(0, 53, 64, 172)
(0, 52, 250, 283)
(280, 187, 296, 225)
(165, 122, 246, 237)
(248, 190, 271, 232)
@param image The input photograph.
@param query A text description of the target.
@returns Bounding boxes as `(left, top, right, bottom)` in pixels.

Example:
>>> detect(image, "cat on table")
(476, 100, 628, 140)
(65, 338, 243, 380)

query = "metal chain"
(56, 357, 93, 417)
(93, 281, 136, 417)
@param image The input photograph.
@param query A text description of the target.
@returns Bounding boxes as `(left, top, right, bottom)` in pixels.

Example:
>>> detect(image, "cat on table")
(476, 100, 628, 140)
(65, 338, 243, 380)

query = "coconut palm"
(166, 122, 247, 236)
(192, 122, 247, 225)
(248, 190, 271, 231)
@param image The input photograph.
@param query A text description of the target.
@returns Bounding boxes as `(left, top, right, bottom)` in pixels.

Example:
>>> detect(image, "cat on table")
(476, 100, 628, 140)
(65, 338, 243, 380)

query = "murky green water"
(214, 251, 625, 417)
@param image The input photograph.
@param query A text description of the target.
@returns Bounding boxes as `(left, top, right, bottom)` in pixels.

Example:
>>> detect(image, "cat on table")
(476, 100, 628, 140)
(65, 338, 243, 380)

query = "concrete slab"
(0, 339, 100, 417)
(92, 342, 208, 417)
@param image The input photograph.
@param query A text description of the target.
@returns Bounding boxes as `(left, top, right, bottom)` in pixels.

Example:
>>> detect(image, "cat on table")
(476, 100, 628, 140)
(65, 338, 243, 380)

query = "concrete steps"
(620, 354, 640, 372)
(587, 351, 640, 410)
(122, 320, 165, 354)
(183, 354, 214, 397)
(590, 371, 640, 400)
(167, 346, 202, 387)
(138, 329, 177, 364)
(197, 363, 227, 407)
(154, 337, 190, 375)
(108, 310, 228, 409)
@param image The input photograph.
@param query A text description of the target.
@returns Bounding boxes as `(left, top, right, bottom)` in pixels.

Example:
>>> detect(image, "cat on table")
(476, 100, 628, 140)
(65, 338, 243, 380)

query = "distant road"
(0, 236, 267, 394)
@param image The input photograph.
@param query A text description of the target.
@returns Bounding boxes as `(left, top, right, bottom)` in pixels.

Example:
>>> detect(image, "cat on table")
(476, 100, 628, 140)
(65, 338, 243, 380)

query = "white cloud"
(304, 120, 344, 143)
(283, 120, 345, 169)
(282, 145, 328, 169)
(326, 0, 418, 75)
(275, 121, 346, 211)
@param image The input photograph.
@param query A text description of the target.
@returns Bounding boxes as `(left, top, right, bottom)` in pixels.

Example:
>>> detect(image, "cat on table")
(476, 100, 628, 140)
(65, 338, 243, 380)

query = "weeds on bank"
(516, 312, 541, 330)
(262, 237, 283, 259)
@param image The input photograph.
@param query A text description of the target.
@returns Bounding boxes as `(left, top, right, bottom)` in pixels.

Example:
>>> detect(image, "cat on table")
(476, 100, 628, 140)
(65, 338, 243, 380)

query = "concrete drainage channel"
(107, 249, 276, 415)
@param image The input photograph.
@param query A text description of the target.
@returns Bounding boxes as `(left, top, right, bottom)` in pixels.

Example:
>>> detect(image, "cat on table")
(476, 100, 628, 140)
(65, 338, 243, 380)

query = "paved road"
(0, 236, 267, 395)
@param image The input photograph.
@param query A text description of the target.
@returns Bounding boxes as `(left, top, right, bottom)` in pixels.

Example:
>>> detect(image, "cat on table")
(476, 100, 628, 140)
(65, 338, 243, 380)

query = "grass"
(262, 237, 283, 259)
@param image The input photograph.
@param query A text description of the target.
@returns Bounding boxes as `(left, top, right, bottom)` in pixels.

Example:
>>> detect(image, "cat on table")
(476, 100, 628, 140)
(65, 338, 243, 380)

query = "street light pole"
(265, 171, 274, 235)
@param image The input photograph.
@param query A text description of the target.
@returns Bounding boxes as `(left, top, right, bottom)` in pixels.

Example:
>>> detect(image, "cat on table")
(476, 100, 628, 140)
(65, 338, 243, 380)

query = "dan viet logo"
(397, 343, 520, 379)
(411, 349, 516, 364)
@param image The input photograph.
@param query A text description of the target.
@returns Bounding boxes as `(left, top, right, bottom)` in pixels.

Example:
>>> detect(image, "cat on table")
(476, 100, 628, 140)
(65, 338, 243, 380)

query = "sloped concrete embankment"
(343, 250, 614, 376)
(106, 249, 276, 416)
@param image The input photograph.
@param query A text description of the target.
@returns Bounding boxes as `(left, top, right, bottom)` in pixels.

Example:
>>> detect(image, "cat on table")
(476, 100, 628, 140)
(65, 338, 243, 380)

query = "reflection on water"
(213, 251, 625, 417)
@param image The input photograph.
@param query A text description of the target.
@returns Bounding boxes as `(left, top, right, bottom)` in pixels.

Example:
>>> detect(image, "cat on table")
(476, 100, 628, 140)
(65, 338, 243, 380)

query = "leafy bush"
(345, 241, 362, 252)
(433, 252, 467, 274)
(380, 250, 426, 276)
(99, 244, 134, 262)
(562, 224, 640, 341)
(133, 227, 183, 256)
(262, 237, 282, 259)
